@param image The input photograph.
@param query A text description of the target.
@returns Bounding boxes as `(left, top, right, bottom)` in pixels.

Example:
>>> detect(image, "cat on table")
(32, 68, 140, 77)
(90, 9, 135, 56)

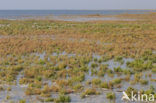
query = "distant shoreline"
(0, 9, 156, 10)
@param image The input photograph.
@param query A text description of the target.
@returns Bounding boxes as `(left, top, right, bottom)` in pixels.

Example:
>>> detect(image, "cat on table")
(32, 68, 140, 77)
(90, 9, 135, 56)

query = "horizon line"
(0, 9, 156, 10)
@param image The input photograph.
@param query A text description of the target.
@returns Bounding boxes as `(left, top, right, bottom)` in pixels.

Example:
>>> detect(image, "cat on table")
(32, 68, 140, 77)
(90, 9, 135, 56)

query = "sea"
(0, 10, 156, 19)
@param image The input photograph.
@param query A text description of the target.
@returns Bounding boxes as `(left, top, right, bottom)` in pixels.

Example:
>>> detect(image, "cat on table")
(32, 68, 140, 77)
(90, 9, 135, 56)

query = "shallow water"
(52, 16, 137, 22)
(0, 10, 156, 20)
(0, 52, 155, 103)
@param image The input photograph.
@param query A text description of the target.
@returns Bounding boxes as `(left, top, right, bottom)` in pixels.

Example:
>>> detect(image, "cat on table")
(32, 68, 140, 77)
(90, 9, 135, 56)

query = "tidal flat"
(0, 13, 156, 103)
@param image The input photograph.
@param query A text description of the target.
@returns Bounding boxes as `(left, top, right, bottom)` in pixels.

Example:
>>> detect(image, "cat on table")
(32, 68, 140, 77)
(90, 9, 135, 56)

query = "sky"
(0, 0, 156, 10)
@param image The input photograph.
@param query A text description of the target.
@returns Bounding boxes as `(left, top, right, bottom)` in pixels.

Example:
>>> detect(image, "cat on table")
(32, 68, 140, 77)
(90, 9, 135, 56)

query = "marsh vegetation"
(0, 13, 156, 103)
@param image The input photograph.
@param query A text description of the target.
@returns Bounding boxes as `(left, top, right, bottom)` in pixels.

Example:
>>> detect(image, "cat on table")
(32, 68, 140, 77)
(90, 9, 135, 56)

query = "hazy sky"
(0, 0, 156, 10)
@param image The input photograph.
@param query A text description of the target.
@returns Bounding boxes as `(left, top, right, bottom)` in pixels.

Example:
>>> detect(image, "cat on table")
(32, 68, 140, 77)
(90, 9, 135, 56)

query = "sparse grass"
(19, 99, 26, 103)
(114, 56, 123, 64)
(133, 73, 142, 83)
(25, 87, 41, 95)
(73, 83, 84, 92)
(55, 95, 71, 103)
(91, 78, 101, 86)
(81, 88, 100, 98)
(140, 79, 148, 85)
(112, 78, 121, 85)
(45, 97, 54, 102)
(91, 62, 98, 68)
(100, 82, 109, 89)
(114, 67, 123, 73)
(106, 92, 116, 100)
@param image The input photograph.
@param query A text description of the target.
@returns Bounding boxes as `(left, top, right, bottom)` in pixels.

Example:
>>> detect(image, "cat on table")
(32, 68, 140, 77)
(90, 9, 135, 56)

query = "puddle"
(103, 58, 134, 70)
